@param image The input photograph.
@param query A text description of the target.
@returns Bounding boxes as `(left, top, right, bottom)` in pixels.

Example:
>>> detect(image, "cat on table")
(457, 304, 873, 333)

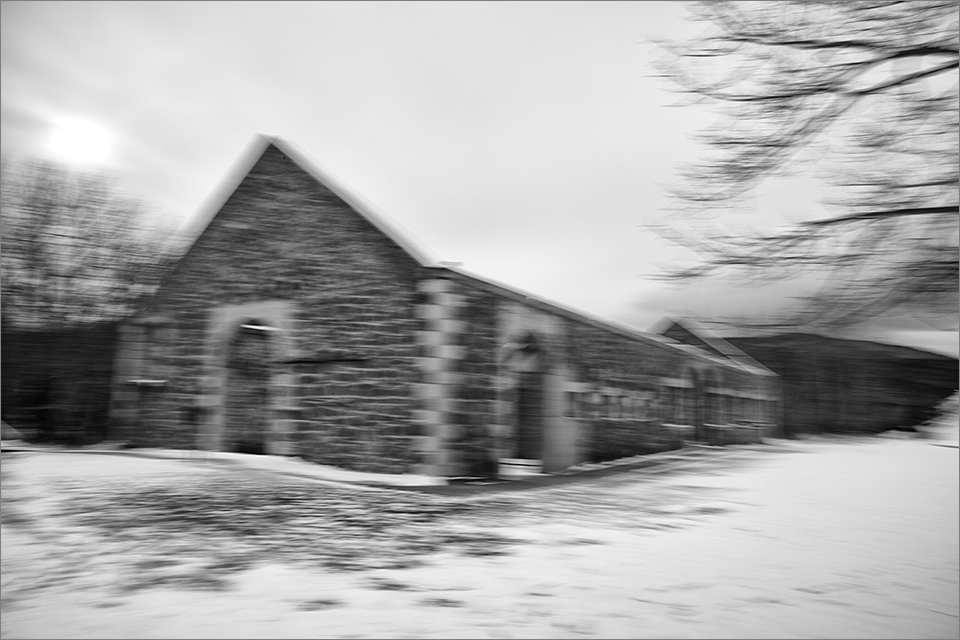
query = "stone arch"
(223, 318, 274, 453)
(515, 335, 545, 459)
(501, 331, 548, 460)
(202, 300, 296, 454)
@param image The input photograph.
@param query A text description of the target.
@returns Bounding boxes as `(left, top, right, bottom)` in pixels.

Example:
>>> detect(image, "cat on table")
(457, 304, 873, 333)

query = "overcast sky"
(1, 1, 955, 355)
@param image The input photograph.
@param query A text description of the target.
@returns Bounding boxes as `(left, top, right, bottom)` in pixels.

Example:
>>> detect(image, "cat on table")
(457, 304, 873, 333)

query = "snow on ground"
(2, 427, 958, 639)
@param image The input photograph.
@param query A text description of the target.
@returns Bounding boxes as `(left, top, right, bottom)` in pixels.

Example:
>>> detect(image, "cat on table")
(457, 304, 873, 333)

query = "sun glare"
(47, 117, 114, 166)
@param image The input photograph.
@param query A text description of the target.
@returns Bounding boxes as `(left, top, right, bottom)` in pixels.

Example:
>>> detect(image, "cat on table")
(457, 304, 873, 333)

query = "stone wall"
(436, 271, 781, 474)
(447, 281, 500, 477)
(566, 316, 690, 461)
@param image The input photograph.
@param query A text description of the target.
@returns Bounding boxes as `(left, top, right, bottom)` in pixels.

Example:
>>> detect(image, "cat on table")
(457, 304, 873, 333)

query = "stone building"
(110, 136, 781, 478)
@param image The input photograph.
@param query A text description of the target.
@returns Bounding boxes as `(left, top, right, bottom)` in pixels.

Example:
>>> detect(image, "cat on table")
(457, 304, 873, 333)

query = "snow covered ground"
(2, 419, 957, 639)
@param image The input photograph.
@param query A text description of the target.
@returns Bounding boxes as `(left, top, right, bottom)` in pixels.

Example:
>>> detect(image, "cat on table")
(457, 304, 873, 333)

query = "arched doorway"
(514, 334, 545, 460)
(223, 319, 273, 454)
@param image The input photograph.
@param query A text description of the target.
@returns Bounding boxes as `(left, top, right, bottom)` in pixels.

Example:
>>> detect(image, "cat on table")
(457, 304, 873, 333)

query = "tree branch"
(803, 206, 959, 227)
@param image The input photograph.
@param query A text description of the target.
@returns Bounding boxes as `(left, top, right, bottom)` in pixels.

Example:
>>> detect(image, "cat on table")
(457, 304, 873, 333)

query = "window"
(566, 391, 579, 418)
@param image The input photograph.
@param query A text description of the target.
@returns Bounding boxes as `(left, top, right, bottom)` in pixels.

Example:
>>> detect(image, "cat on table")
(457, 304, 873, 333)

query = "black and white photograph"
(1, 2, 957, 638)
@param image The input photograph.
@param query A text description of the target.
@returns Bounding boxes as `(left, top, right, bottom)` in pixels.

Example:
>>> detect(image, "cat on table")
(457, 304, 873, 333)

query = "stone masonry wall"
(409, 278, 465, 477)
(432, 271, 781, 473)
(408, 276, 499, 478)
(565, 318, 686, 461)
(447, 280, 500, 477)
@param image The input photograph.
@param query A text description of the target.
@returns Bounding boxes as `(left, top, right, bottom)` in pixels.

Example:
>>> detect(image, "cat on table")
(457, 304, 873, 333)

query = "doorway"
(516, 368, 544, 459)
(223, 320, 273, 454)
(514, 335, 545, 460)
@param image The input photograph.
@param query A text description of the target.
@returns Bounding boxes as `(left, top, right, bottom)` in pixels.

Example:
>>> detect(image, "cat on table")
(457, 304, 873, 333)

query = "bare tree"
(1, 157, 175, 329)
(650, 1, 958, 329)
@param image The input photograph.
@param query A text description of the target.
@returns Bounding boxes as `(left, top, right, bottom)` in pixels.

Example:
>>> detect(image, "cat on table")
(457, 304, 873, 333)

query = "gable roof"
(650, 315, 777, 376)
(184, 134, 438, 266)
(142, 135, 439, 313)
